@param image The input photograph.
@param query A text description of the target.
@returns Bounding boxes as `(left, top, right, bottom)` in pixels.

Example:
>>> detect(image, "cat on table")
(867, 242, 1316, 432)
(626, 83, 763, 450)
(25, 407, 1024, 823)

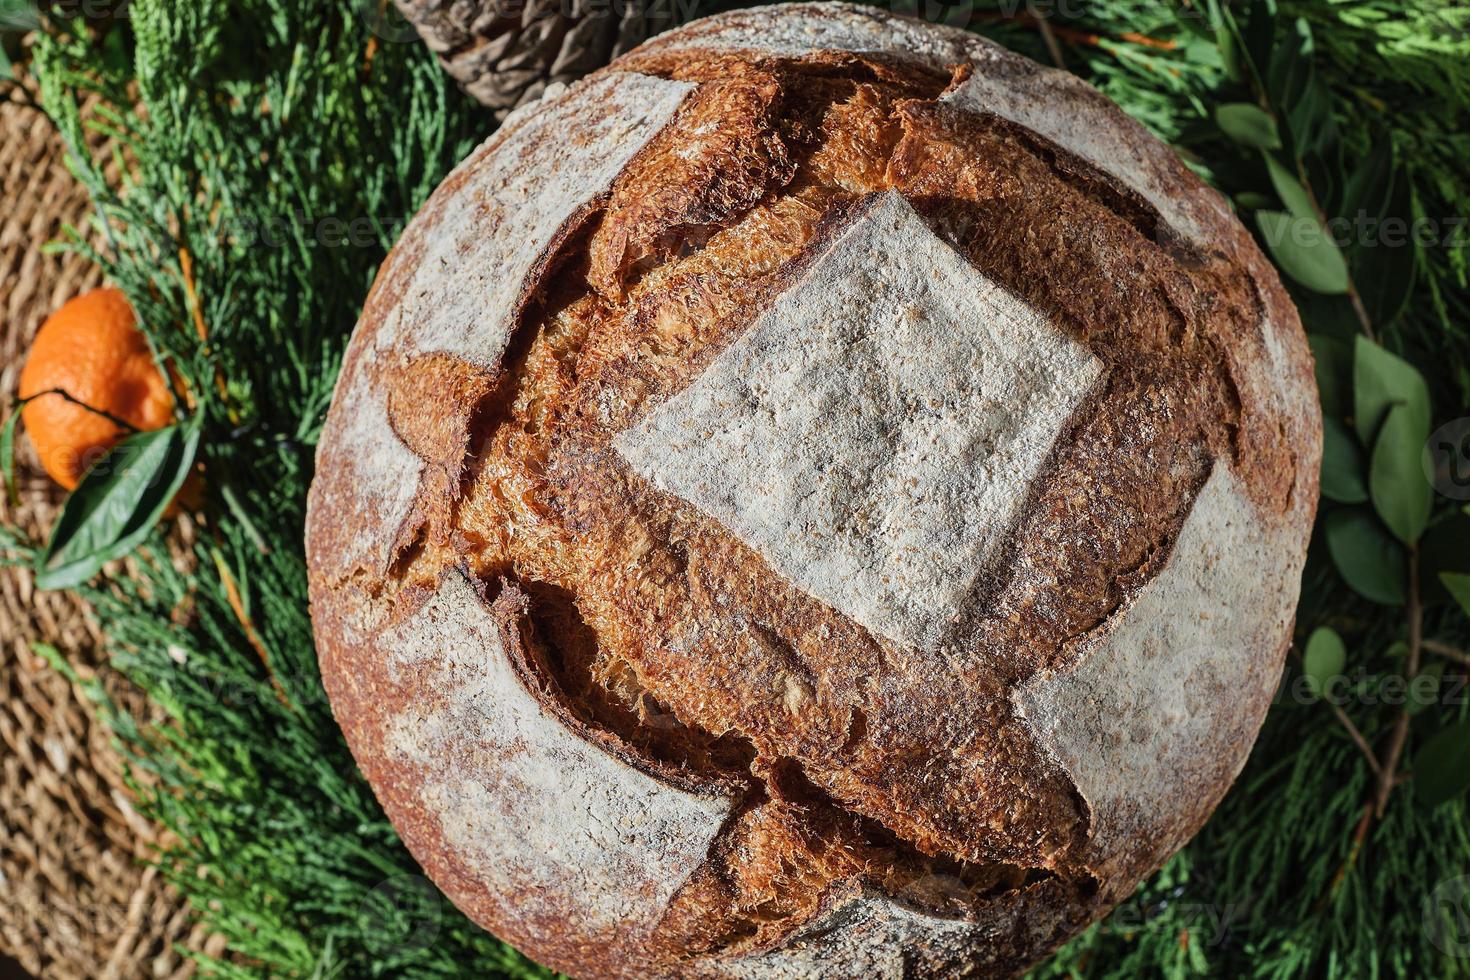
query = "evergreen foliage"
(3, 0, 1469, 976)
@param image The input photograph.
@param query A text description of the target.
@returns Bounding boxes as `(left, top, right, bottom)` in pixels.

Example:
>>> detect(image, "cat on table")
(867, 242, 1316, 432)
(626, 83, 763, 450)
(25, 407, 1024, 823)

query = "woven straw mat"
(0, 76, 219, 979)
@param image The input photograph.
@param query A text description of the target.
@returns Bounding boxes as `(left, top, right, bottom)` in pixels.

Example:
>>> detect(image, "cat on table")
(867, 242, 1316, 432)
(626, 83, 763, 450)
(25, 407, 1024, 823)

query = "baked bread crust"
(306, 5, 1320, 977)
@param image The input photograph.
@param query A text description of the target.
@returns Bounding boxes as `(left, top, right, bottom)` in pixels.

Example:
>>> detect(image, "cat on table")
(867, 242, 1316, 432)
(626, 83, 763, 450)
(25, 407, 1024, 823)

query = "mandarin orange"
(18, 287, 174, 489)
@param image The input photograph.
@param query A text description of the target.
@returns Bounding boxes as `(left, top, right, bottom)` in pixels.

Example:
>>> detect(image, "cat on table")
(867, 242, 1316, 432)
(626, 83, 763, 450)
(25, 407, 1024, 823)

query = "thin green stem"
(1373, 545, 1422, 818)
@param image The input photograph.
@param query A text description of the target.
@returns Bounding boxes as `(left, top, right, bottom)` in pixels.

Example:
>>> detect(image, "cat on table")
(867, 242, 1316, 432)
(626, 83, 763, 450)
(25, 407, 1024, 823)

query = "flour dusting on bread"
(381, 71, 694, 364)
(616, 190, 1102, 651)
(306, 338, 422, 578)
(942, 67, 1231, 247)
(1015, 465, 1302, 876)
(383, 572, 736, 949)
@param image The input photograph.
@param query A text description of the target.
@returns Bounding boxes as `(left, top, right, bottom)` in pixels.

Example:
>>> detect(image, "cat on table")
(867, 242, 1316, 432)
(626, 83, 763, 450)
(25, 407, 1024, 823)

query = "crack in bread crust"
(308, 7, 1320, 978)
(508, 570, 1072, 958)
(395, 41, 1250, 925)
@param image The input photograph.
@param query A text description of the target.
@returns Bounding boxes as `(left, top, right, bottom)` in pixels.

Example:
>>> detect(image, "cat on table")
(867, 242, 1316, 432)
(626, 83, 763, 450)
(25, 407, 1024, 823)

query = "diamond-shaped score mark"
(615, 191, 1103, 651)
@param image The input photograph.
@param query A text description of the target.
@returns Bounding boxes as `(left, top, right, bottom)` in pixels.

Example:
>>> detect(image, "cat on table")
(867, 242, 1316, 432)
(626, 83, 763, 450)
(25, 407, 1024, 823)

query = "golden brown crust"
(307, 5, 1320, 977)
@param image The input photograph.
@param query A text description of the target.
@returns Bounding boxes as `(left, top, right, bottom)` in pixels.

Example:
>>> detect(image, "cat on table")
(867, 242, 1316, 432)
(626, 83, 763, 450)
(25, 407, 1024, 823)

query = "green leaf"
(1354, 336, 1431, 444)
(1369, 404, 1433, 544)
(1267, 17, 1312, 106)
(1287, 71, 1335, 161)
(1256, 209, 1349, 294)
(1423, 517, 1470, 605)
(1442, 572, 1470, 617)
(1264, 154, 1316, 223)
(1, 405, 18, 508)
(1240, 0, 1278, 93)
(1302, 627, 1345, 697)
(33, 421, 200, 591)
(1304, 151, 1340, 220)
(1217, 103, 1282, 150)
(1297, 293, 1362, 341)
(1217, 23, 1241, 84)
(1408, 661, 1445, 718)
(1268, 20, 1336, 161)
(0, 0, 38, 32)
(1342, 141, 1394, 229)
(1354, 160, 1420, 329)
(1324, 507, 1407, 605)
(1235, 191, 1275, 211)
(1321, 416, 1368, 504)
(1414, 721, 1470, 808)
(1309, 333, 1352, 418)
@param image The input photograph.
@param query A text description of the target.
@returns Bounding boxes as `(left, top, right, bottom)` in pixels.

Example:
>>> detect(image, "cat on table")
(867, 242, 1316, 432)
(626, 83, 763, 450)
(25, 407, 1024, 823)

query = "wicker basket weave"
(0, 76, 217, 979)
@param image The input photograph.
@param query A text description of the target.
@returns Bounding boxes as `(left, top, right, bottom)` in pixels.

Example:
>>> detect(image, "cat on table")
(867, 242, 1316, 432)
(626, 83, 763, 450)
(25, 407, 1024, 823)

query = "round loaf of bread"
(306, 4, 1321, 976)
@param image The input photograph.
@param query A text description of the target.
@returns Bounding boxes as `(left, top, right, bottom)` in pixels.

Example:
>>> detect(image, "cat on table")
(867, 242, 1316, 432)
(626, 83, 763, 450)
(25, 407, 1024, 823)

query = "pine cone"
(393, 0, 692, 118)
